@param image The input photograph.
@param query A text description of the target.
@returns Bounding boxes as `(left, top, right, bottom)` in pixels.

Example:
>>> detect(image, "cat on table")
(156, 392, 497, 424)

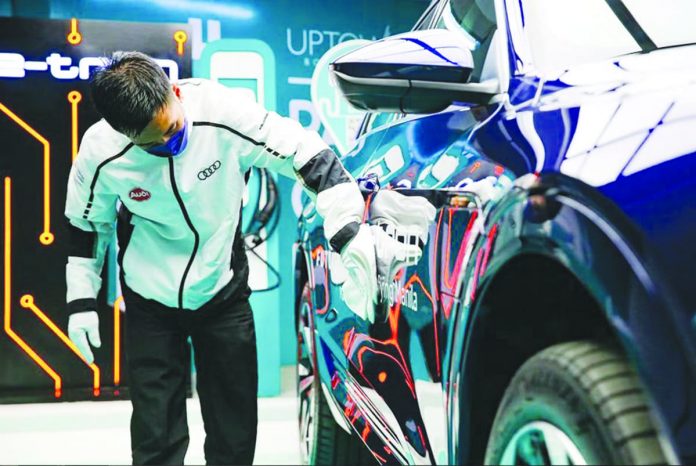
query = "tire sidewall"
(485, 358, 618, 465)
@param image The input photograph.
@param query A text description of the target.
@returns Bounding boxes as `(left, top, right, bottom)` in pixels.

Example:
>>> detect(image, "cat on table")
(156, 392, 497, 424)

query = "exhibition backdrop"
(0, 0, 426, 400)
(0, 17, 191, 402)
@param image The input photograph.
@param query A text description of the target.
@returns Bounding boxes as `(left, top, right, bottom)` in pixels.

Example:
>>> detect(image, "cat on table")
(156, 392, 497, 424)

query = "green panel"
(194, 38, 276, 111)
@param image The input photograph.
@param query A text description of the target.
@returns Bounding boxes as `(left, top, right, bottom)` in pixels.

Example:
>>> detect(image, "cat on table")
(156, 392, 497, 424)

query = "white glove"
(339, 224, 378, 323)
(456, 175, 513, 205)
(371, 224, 424, 282)
(68, 311, 101, 364)
(369, 190, 436, 282)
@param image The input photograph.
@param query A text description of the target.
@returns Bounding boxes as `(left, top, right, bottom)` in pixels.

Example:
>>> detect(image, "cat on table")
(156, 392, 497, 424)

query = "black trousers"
(123, 285, 258, 465)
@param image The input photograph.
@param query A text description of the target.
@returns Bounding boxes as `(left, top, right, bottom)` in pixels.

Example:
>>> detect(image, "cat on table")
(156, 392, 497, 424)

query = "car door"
(318, 105, 509, 465)
(306, 0, 510, 463)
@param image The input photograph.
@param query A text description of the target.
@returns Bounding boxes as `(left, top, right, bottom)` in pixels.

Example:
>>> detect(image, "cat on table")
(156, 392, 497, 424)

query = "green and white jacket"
(65, 78, 363, 312)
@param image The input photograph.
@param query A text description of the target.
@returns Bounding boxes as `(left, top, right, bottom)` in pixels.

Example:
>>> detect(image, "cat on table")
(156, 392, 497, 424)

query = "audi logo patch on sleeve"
(198, 160, 222, 181)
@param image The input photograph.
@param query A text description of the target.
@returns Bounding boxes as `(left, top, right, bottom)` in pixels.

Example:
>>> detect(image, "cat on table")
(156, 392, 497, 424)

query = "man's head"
(90, 51, 186, 153)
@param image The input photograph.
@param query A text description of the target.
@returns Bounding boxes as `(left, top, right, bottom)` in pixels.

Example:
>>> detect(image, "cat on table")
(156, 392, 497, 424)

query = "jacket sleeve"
(223, 84, 364, 253)
(64, 133, 119, 314)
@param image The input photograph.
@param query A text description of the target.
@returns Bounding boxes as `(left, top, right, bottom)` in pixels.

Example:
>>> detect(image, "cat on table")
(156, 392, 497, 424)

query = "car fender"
(448, 173, 692, 463)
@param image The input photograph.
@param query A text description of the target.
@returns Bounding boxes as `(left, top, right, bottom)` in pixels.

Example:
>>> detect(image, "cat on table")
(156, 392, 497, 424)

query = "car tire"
(484, 340, 669, 465)
(297, 282, 374, 465)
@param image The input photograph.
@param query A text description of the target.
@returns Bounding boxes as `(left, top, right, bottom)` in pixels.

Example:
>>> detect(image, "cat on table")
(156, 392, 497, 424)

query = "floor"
(0, 367, 301, 465)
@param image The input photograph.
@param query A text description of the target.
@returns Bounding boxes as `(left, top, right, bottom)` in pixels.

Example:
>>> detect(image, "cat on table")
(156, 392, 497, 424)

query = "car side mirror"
(330, 29, 498, 114)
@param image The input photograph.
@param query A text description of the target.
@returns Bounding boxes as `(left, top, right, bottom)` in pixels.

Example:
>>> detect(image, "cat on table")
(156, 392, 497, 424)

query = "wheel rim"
(297, 298, 316, 464)
(499, 421, 588, 465)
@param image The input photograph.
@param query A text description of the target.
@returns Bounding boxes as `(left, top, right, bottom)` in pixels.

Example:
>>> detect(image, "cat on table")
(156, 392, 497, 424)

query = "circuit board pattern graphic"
(0, 17, 190, 402)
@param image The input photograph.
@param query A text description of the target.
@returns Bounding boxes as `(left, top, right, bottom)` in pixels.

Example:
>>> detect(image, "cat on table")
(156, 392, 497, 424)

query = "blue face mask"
(146, 118, 190, 157)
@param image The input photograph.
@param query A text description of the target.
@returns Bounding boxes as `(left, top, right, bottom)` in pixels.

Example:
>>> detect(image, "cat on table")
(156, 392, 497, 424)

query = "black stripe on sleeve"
(67, 298, 97, 315)
(66, 218, 98, 258)
(329, 221, 360, 253)
(296, 148, 351, 195)
(82, 143, 133, 219)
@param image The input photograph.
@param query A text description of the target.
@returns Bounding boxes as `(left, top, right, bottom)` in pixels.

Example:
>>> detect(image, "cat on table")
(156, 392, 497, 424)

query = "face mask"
(146, 117, 190, 157)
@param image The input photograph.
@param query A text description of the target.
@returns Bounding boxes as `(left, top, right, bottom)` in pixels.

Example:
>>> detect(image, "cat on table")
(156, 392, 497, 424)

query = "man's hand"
(339, 224, 378, 323)
(68, 311, 101, 364)
(457, 175, 514, 206)
(371, 223, 425, 283)
(369, 190, 437, 282)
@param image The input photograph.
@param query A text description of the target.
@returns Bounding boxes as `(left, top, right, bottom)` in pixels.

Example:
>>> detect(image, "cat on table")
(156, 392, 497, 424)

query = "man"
(64, 51, 377, 465)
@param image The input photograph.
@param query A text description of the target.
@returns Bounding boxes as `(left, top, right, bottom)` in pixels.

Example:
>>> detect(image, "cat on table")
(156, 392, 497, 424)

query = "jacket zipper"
(168, 157, 200, 310)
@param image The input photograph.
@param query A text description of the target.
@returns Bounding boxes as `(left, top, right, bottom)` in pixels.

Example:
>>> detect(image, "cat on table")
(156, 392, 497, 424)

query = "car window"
(623, 0, 696, 48)
(522, 0, 696, 76)
(413, 0, 445, 31)
(357, 112, 400, 138)
(436, 0, 496, 83)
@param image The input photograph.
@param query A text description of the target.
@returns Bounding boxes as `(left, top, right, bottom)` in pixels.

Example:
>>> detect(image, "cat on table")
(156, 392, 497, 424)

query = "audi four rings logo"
(198, 160, 222, 180)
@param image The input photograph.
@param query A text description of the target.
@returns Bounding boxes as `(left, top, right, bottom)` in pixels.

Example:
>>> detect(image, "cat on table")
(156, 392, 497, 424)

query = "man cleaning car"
(64, 51, 377, 465)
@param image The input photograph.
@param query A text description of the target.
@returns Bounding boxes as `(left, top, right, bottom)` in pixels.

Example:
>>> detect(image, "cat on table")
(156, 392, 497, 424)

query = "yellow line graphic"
(68, 91, 82, 163)
(174, 30, 188, 56)
(0, 102, 53, 245)
(67, 18, 82, 45)
(4, 178, 62, 398)
(113, 295, 123, 387)
(20, 294, 101, 396)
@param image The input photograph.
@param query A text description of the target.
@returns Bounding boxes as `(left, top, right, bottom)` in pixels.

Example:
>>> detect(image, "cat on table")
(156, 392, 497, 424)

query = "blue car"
(295, 0, 696, 464)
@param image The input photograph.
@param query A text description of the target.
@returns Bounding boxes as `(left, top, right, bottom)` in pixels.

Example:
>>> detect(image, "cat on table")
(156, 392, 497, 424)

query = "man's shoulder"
(177, 77, 220, 99)
(176, 77, 210, 88)
(78, 119, 133, 166)
(176, 78, 238, 103)
(177, 78, 250, 126)
(178, 78, 265, 124)
(177, 78, 224, 115)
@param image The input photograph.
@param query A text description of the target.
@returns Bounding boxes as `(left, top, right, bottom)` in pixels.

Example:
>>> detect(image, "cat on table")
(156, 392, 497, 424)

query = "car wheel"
(296, 282, 375, 465)
(485, 340, 668, 465)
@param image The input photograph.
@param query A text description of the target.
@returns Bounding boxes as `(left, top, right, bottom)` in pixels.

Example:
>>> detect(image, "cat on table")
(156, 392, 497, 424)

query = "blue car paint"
(297, 3, 696, 464)
(469, 58, 696, 460)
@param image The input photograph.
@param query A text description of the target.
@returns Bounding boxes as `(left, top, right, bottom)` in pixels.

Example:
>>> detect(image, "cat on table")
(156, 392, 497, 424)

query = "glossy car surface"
(295, 0, 696, 464)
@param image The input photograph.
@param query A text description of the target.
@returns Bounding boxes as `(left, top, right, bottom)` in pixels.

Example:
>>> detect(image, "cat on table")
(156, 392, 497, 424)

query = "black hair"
(90, 51, 172, 138)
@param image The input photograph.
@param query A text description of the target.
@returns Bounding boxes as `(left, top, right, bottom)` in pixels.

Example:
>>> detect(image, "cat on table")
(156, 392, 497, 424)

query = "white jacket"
(65, 78, 365, 312)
